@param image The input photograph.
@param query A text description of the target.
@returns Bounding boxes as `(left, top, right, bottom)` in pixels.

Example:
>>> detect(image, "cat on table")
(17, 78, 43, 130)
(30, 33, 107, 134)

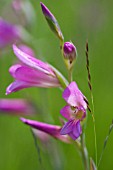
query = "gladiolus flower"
(0, 99, 35, 115)
(6, 45, 66, 94)
(20, 117, 70, 143)
(0, 18, 20, 48)
(60, 82, 87, 140)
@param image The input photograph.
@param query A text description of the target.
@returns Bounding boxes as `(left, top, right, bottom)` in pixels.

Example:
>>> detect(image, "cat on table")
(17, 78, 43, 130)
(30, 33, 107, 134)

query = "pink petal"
(60, 105, 73, 120)
(13, 44, 54, 75)
(21, 117, 61, 135)
(9, 64, 22, 78)
(72, 120, 82, 138)
(63, 81, 87, 109)
(0, 19, 19, 48)
(11, 65, 59, 85)
(6, 80, 33, 95)
(60, 119, 74, 135)
(18, 44, 35, 57)
(69, 121, 82, 140)
(20, 118, 70, 143)
(7, 64, 60, 94)
(0, 99, 35, 115)
(60, 119, 82, 140)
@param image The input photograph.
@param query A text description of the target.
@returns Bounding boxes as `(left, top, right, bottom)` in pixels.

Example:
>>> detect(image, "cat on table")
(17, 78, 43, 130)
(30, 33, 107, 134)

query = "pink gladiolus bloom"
(0, 18, 20, 48)
(20, 117, 70, 143)
(60, 82, 87, 140)
(6, 45, 61, 94)
(0, 99, 35, 115)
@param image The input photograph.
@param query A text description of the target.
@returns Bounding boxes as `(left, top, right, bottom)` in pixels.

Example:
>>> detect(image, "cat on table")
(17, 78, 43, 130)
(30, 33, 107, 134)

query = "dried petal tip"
(40, 2, 64, 42)
(63, 42, 77, 70)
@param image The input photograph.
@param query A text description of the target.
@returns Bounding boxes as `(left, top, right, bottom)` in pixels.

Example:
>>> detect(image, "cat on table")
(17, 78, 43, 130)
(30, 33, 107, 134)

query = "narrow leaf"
(98, 120, 113, 168)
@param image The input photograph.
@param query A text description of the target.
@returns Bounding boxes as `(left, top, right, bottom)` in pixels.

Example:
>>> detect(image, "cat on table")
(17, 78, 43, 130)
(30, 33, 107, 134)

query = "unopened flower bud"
(63, 42, 77, 70)
(40, 2, 64, 42)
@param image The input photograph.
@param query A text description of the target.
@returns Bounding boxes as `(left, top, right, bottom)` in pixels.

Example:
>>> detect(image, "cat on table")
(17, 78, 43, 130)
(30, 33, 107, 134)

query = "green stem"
(74, 132, 89, 170)
(68, 70, 73, 82)
(81, 132, 89, 170)
(85, 41, 97, 168)
(91, 93, 97, 169)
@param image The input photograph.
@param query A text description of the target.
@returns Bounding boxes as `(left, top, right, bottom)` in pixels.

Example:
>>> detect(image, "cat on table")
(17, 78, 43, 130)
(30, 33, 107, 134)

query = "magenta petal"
(0, 19, 19, 48)
(18, 44, 35, 57)
(20, 117, 61, 135)
(68, 121, 82, 140)
(7, 64, 61, 95)
(0, 99, 35, 115)
(21, 118, 70, 143)
(6, 80, 33, 95)
(13, 44, 54, 75)
(11, 65, 59, 85)
(63, 81, 87, 109)
(60, 105, 73, 120)
(73, 120, 82, 138)
(9, 64, 22, 78)
(60, 119, 82, 140)
(60, 119, 74, 135)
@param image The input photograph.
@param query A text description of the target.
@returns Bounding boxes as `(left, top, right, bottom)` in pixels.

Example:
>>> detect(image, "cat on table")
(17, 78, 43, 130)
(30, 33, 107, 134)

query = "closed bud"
(40, 2, 64, 42)
(63, 42, 77, 70)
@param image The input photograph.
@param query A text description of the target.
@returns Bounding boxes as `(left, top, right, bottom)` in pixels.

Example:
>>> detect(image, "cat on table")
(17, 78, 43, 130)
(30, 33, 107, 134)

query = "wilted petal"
(63, 81, 87, 109)
(0, 99, 35, 115)
(21, 118, 70, 143)
(13, 44, 55, 75)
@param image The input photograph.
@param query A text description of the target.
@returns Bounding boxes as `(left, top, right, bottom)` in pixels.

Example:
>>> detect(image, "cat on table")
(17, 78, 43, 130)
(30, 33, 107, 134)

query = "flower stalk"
(80, 131, 89, 170)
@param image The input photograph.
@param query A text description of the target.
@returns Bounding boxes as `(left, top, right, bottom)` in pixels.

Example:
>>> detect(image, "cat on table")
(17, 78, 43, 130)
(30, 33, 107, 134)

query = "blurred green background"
(0, 0, 113, 170)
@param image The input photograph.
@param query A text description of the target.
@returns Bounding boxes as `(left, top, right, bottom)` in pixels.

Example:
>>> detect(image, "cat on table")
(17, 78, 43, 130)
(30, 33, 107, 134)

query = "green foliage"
(0, 0, 113, 170)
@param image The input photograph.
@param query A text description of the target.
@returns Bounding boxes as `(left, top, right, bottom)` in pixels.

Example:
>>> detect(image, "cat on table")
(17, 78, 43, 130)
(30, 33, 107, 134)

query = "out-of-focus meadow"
(0, 0, 113, 170)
